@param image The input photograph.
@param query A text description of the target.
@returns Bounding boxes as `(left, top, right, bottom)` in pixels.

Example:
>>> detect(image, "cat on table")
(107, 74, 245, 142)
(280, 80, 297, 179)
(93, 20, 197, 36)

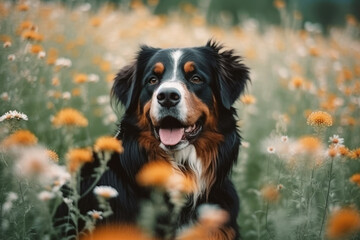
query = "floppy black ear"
(207, 40, 250, 109)
(111, 46, 159, 112)
(111, 63, 136, 110)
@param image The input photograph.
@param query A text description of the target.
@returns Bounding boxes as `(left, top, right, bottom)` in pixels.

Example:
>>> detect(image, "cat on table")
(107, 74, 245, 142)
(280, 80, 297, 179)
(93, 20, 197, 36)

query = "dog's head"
(112, 40, 249, 152)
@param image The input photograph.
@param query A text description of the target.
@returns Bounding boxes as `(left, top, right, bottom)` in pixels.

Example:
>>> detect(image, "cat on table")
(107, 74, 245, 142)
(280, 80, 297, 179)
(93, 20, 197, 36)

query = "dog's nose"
(157, 88, 181, 107)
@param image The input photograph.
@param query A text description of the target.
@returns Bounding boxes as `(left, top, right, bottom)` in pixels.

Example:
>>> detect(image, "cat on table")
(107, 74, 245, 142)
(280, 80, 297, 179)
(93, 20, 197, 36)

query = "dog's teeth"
(185, 126, 192, 132)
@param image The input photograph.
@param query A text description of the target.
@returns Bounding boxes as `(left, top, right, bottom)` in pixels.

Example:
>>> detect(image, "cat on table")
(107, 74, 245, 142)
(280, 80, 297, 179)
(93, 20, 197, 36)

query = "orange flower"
(66, 148, 93, 173)
(80, 225, 153, 240)
(52, 108, 88, 127)
(350, 174, 360, 186)
(307, 111, 333, 127)
(349, 148, 360, 159)
(90, 17, 102, 27)
(240, 94, 256, 105)
(94, 136, 123, 153)
(2, 130, 38, 148)
(328, 146, 338, 158)
(273, 0, 285, 9)
(136, 160, 173, 188)
(17, 3, 29, 11)
(298, 136, 322, 154)
(261, 184, 280, 203)
(74, 73, 88, 84)
(326, 208, 360, 239)
(338, 146, 350, 157)
(290, 76, 304, 89)
(46, 149, 59, 162)
(22, 30, 43, 41)
(30, 44, 43, 54)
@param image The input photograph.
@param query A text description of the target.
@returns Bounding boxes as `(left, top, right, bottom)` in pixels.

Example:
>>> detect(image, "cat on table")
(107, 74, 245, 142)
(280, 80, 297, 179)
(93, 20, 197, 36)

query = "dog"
(55, 40, 249, 240)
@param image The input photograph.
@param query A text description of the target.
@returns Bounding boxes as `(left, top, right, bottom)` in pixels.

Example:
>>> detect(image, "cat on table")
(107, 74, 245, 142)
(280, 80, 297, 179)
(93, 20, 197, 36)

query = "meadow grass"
(0, 1, 360, 239)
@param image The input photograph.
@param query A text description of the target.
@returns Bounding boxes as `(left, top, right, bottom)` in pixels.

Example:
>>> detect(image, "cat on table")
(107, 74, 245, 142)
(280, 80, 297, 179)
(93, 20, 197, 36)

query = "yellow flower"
(74, 73, 88, 84)
(307, 111, 333, 127)
(66, 148, 93, 173)
(94, 136, 123, 153)
(350, 174, 360, 186)
(52, 108, 88, 127)
(240, 94, 256, 105)
(261, 184, 280, 203)
(326, 208, 360, 239)
(2, 130, 38, 148)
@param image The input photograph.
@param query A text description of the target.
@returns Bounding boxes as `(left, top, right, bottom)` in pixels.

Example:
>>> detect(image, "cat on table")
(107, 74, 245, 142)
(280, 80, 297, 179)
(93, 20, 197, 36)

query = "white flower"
(7, 54, 15, 61)
(93, 186, 118, 199)
(281, 136, 288, 142)
(37, 191, 55, 201)
(87, 210, 103, 220)
(38, 51, 46, 59)
(329, 135, 344, 146)
(3, 41, 11, 48)
(242, 141, 250, 148)
(267, 146, 276, 154)
(15, 147, 50, 179)
(7, 192, 18, 202)
(62, 92, 71, 100)
(2, 201, 13, 213)
(88, 74, 99, 83)
(55, 58, 72, 67)
(0, 110, 28, 122)
(1, 92, 10, 101)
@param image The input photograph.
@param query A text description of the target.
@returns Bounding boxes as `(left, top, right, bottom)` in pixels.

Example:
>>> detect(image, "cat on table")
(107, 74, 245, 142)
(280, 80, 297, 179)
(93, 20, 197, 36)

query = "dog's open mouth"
(154, 116, 202, 147)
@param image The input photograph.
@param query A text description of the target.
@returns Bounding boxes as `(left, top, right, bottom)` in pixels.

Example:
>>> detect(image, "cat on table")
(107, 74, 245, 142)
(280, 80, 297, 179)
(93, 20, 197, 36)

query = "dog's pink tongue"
(159, 128, 184, 146)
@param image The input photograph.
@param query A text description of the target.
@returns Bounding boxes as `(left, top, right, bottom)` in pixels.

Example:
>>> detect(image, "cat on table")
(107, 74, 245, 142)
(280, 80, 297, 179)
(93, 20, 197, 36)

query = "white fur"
(150, 81, 188, 124)
(171, 144, 205, 202)
(170, 50, 183, 82)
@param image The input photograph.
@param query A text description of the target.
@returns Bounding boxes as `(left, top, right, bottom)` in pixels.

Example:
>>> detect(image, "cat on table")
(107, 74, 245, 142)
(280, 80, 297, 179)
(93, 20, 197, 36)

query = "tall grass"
(0, 1, 360, 239)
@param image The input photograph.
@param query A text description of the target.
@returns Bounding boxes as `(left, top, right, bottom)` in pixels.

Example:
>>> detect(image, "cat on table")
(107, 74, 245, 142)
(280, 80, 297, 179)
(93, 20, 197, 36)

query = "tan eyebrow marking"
(153, 62, 164, 75)
(184, 61, 195, 73)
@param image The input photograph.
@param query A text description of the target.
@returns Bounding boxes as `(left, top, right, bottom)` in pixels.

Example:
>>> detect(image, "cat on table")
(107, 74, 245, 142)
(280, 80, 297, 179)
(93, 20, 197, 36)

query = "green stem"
(319, 157, 334, 238)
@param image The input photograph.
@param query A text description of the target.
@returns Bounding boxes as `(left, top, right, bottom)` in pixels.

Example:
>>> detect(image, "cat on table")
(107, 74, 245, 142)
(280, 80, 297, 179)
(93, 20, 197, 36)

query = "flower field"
(1, 1, 360, 240)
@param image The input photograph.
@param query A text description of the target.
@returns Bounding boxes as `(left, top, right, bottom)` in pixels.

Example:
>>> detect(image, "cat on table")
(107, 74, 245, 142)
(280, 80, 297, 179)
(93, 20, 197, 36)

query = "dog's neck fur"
(166, 144, 205, 203)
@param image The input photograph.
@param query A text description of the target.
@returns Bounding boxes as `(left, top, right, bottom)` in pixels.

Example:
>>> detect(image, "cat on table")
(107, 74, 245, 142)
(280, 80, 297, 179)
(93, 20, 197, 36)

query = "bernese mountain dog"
(56, 40, 250, 240)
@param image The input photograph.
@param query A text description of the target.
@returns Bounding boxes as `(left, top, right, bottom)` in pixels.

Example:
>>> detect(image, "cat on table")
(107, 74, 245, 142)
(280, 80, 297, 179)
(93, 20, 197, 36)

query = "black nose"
(157, 88, 181, 107)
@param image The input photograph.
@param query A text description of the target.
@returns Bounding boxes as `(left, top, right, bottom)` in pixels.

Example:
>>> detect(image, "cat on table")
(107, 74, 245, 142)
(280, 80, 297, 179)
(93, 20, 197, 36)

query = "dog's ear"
(207, 40, 250, 110)
(111, 46, 159, 112)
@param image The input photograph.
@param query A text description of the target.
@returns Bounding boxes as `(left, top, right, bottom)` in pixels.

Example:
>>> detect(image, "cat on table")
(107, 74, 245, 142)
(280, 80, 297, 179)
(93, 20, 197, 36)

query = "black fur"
(55, 40, 250, 240)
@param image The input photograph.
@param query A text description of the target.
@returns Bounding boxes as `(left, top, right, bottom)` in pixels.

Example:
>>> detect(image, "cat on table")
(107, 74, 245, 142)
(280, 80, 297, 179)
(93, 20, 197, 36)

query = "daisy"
(329, 135, 344, 146)
(0, 110, 28, 122)
(93, 186, 118, 199)
(267, 146, 276, 154)
(87, 210, 103, 220)
(281, 136, 288, 142)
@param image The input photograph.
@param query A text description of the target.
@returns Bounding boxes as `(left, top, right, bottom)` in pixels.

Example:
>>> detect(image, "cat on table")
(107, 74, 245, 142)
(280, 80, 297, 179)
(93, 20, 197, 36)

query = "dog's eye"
(148, 77, 159, 85)
(190, 76, 203, 84)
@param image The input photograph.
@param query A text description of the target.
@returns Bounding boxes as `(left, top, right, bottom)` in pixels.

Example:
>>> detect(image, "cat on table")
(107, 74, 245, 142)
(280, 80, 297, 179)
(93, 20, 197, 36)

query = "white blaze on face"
(170, 50, 183, 82)
(149, 50, 193, 148)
